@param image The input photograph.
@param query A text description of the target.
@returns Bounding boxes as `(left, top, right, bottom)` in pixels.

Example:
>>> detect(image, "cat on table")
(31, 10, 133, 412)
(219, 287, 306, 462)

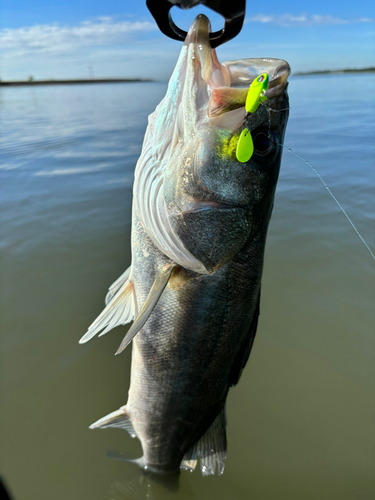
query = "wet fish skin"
(128, 213, 264, 473)
(127, 95, 289, 474)
(166, 92, 289, 273)
(83, 14, 290, 475)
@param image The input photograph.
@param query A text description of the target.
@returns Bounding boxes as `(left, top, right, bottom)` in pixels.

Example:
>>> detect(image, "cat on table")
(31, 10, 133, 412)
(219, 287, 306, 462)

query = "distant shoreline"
(0, 78, 154, 87)
(1, 68, 374, 87)
(293, 67, 375, 76)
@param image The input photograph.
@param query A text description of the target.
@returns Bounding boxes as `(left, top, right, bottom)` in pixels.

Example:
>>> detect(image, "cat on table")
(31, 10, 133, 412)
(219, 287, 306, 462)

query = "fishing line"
(279, 144, 375, 260)
(266, 106, 291, 113)
(260, 100, 374, 260)
(238, 96, 373, 259)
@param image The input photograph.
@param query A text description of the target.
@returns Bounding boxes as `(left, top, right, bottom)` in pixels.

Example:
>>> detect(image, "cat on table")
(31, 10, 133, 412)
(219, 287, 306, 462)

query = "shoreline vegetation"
(0, 78, 154, 87)
(0, 68, 374, 86)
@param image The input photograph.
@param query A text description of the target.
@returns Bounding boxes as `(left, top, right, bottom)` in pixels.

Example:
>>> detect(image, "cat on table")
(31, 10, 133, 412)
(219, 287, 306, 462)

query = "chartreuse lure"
(236, 73, 269, 163)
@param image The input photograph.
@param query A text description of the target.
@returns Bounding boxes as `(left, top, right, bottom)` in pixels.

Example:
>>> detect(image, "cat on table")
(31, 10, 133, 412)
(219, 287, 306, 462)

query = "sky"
(1, 0, 374, 80)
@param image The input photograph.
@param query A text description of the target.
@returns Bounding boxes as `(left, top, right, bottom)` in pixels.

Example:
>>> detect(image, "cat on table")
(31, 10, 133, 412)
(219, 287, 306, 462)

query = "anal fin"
(89, 406, 137, 438)
(115, 263, 176, 355)
(181, 406, 227, 476)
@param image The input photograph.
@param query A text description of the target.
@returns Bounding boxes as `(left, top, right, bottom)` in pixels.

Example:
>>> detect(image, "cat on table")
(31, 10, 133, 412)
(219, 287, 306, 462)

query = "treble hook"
(146, 0, 246, 48)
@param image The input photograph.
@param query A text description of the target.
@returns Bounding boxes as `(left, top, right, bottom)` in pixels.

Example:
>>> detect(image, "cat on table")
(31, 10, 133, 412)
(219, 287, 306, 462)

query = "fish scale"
(126, 212, 264, 473)
(81, 14, 290, 475)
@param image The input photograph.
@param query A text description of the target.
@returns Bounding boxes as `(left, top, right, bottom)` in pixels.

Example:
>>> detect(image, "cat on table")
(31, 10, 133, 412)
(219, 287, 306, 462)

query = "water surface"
(1, 75, 374, 500)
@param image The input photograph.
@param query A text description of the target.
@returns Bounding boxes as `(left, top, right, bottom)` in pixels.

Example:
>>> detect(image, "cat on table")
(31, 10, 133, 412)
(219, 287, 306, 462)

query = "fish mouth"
(183, 15, 290, 127)
(183, 14, 231, 89)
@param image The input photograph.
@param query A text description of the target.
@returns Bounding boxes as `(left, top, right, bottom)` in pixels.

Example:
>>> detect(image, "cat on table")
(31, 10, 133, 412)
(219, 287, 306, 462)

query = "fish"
(79, 14, 290, 476)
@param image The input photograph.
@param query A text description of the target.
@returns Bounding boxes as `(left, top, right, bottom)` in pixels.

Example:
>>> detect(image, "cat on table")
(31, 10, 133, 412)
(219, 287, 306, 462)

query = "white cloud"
(0, 17, 157, 55)
(245, 14, 374, 27)
(2, 14, 373, 58)
(1, 14, 374, 80)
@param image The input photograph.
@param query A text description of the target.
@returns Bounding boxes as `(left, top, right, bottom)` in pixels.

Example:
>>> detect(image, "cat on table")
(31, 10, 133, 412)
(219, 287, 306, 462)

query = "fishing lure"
(236, 73, 269, 163)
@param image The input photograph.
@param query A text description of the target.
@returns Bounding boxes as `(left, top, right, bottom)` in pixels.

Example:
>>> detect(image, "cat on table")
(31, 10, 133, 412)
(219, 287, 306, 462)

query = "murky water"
(1, 75, 374, 500)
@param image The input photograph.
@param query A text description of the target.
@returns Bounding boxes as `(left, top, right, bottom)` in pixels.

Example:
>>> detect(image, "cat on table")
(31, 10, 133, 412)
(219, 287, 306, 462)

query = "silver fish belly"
(80, 14, 290, 476)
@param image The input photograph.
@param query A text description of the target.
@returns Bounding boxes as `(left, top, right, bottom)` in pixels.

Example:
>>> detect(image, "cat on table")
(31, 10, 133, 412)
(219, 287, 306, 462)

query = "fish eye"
(253, 130, 279, 160)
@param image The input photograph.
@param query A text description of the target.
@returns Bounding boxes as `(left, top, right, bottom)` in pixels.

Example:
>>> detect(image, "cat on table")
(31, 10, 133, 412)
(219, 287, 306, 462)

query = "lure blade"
(236, 128, 254, 163)
(245, 73, 269, 114)
(236, 73, 270, 163)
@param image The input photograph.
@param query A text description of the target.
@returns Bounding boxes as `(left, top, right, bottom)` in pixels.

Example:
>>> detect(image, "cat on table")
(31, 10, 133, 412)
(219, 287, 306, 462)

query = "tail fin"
(79, 268, 135, 344)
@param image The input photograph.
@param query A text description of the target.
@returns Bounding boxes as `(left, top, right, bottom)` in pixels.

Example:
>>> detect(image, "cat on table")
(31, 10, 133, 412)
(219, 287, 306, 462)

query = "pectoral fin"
(105, 266, 131, 305)
(115, 263, 176, 355)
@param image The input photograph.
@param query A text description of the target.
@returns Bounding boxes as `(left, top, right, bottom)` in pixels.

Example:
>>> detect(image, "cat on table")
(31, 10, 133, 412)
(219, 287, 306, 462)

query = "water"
(1, 75, 374, 500)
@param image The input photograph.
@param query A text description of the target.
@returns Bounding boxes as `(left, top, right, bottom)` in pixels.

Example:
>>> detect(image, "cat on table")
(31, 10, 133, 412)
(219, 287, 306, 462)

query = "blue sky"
(1, 0, 374, 80)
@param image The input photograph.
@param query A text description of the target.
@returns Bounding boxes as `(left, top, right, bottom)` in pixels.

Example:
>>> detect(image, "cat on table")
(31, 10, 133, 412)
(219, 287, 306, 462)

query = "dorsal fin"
(79, 271, 135, 344)
(115, 263, 176, 355)
(181, 406, 227, 476)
